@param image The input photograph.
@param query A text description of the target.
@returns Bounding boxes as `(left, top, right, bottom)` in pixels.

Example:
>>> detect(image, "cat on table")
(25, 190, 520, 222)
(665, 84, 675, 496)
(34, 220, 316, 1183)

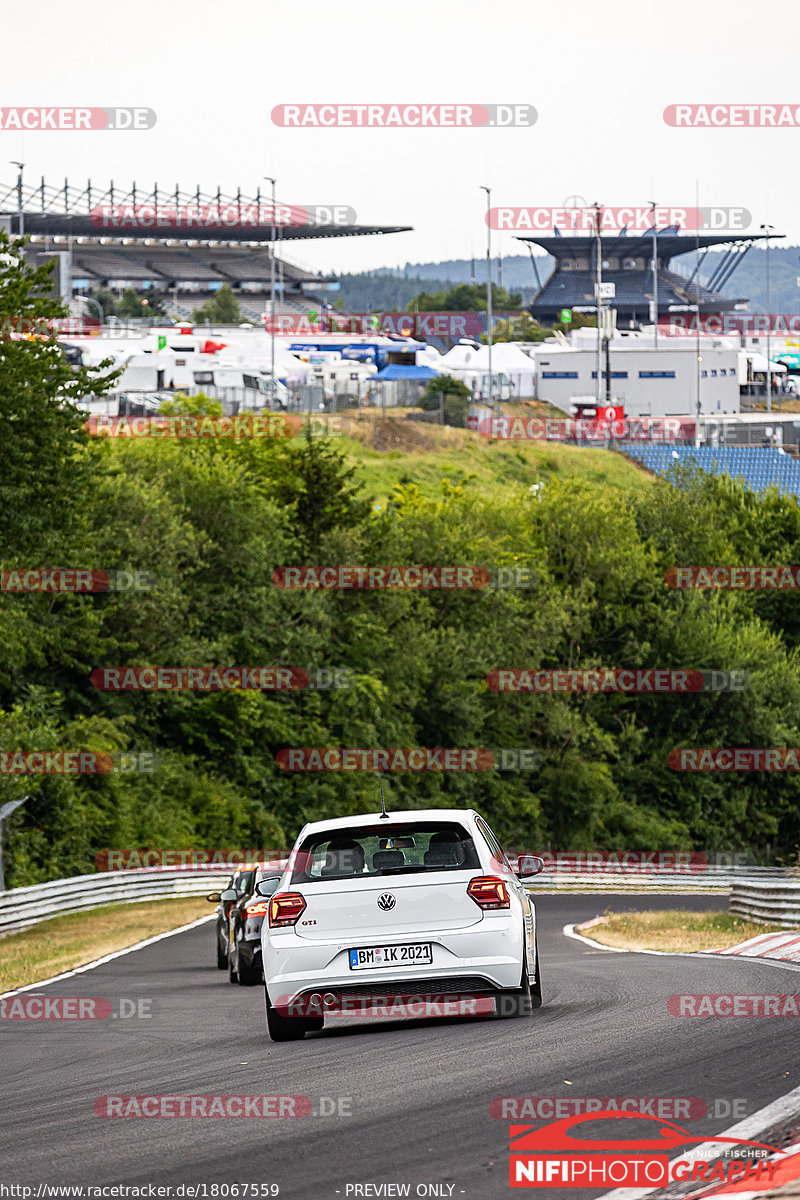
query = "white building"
(531, 328, 741, 417)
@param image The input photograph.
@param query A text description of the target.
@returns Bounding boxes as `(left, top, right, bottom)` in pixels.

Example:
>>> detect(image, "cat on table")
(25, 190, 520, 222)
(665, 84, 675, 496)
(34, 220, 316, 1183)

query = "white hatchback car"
(258, 807, 544, 1040)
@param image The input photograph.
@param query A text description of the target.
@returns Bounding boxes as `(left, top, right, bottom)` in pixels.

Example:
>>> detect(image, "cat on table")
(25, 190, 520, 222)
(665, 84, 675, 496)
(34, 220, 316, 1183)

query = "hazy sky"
(3, 0, 797, 276)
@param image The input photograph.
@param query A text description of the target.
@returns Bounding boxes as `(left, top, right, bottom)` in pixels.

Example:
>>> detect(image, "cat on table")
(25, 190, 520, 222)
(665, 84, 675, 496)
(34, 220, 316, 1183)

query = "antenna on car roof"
(379, 783, 389, 820)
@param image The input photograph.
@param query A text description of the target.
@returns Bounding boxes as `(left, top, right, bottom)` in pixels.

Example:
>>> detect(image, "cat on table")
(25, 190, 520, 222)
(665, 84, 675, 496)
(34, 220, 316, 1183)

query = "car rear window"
(290, 822, 480, 884)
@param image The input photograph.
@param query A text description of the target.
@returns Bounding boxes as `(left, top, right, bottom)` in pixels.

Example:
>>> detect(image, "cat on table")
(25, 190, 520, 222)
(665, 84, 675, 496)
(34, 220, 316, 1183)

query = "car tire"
(264, 988, 319, 1041)
(236, 950, 261, 987)
(530, 937, 543, 1009)
(495, 944, 536, 1018)
(216, 938, 227, 970)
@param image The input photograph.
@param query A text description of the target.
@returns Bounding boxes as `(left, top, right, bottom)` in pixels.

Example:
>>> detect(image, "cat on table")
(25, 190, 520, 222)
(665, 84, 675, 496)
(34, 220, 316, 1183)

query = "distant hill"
(335, 245, 800, 313)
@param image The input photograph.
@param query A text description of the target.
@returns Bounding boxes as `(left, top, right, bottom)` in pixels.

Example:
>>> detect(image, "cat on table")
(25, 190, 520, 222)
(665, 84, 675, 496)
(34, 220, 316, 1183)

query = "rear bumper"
(264, 918, 524, 1006)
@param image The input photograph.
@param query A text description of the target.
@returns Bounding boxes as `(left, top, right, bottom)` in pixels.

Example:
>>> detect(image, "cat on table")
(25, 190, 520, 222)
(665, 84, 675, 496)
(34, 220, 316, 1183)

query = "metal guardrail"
(523, 866, 795, 893)
(0, 868, 231, 936)
(730, 880, 800, 927)
(1, 864, 798, 937)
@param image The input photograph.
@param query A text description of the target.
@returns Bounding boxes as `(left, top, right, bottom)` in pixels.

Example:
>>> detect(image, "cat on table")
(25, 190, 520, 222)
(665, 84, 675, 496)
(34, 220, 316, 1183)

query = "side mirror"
(516, 855, 545, 878)
(255, 876, 281, 897)
(219, 888, 238, 901)
(206, 892, 221, 903)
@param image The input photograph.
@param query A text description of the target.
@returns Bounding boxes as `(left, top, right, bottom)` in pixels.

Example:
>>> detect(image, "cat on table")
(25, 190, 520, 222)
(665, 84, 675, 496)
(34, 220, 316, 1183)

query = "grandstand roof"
(516, 231, 781, 262)
(0, 179, 411, 244)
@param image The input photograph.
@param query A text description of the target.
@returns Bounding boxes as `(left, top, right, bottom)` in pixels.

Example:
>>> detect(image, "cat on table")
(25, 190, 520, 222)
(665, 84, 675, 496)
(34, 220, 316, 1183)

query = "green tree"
(412, 283, 522, 312)
(0, 231, 120, 560)
(193, 285, 241, 324)
(418, 375, 471, 427)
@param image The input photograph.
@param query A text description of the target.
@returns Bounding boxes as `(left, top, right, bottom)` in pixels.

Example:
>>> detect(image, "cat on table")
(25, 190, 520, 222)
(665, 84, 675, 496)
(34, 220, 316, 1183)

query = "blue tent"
(370, 363, 442, 382)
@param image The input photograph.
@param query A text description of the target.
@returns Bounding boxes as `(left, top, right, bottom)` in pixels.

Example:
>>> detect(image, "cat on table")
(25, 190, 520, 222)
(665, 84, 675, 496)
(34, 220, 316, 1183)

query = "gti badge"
(377, 892, 396, 911)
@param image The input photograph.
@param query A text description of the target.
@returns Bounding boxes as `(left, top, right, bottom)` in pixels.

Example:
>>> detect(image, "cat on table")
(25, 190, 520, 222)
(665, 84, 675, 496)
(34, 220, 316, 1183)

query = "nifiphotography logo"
(508, 1111, 782, 1188)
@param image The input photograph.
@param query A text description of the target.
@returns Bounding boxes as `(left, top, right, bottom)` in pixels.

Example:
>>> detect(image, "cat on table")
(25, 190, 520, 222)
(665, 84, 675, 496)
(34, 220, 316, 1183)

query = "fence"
(522, 864, 795, 893)
(0, 867, 231, 936)
(729, 879, 800, 927)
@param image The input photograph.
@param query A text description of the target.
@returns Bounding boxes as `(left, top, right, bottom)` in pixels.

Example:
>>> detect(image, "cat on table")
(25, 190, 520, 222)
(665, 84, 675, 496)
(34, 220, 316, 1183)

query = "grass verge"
(331, 415, 650, 506)
(0, 897, 213, 993)
(578, 909, 793, 953)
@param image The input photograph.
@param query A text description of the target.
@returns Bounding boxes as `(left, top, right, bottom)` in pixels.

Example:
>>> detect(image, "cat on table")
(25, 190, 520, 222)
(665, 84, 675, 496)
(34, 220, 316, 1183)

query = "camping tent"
(370, 363, 443, 381)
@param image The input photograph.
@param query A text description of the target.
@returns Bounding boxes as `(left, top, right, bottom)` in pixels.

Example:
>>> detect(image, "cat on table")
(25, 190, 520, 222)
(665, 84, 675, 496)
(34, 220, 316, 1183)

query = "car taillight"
(467, 876, 510, 910)
(245, 901, 269, 917)
(269, 892, 306, 927)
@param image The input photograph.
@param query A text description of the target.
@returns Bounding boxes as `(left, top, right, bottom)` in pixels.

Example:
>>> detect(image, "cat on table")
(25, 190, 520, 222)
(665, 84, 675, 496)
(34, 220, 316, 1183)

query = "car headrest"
(373, 849, 405, 872)
(424, 842, 461, 867)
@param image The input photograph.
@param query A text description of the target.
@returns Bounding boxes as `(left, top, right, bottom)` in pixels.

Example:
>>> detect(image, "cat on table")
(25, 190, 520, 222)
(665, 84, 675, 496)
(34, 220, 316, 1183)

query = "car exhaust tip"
(323, 992, 337, 1009)
(308, 992, 322, 1009)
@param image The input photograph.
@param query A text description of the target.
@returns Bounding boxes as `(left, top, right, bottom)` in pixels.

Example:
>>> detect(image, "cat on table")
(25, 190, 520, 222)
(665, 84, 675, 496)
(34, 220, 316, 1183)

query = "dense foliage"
(2, 233, 800, 884)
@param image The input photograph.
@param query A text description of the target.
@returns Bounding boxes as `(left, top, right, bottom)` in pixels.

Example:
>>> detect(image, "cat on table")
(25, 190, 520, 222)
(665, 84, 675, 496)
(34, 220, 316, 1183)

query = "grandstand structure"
(0, 178, 412, 321)
(518, 228, 781, 327)
(624, 443, 800, 497)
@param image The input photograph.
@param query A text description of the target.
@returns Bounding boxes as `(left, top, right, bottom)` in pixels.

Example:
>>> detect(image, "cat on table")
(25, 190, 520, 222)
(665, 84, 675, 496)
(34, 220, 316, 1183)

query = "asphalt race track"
(2, 893, 798, 1199)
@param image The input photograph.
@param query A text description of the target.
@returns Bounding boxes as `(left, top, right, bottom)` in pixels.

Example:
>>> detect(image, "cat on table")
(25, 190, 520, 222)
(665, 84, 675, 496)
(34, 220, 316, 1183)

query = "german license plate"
(348, 943, 433, 970)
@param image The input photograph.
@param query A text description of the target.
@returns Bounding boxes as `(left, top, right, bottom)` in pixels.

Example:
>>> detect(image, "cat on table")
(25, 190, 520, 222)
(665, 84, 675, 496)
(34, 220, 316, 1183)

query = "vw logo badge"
(377, 892, 396, 911)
